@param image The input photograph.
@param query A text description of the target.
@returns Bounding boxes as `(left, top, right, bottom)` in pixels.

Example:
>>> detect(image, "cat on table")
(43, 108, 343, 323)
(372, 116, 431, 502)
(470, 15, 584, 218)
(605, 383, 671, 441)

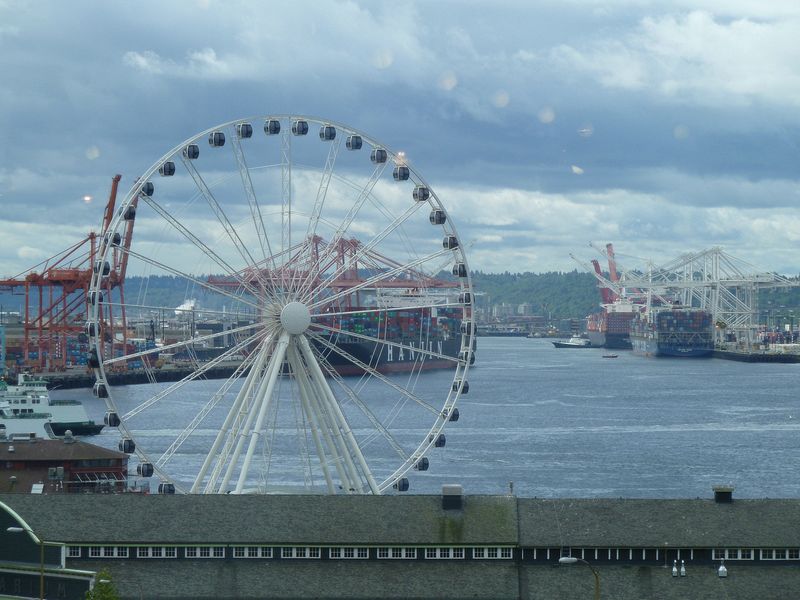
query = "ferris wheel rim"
(87, 114, 475, 495)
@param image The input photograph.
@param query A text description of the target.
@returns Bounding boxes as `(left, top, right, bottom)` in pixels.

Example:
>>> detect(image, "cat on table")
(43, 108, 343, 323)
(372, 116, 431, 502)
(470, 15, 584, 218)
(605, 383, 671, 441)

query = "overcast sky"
(2, 0, 800, 277)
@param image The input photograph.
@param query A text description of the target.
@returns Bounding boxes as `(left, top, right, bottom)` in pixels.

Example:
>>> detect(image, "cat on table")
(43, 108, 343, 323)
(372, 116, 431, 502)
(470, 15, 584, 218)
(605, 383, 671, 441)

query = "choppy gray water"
(55, 337, 800, 498)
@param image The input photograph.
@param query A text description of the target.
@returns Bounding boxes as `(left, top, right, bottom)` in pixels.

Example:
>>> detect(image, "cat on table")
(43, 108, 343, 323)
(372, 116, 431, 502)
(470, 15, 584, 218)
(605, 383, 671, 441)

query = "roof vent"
(713, 485, 734, 503)
(442, 484, 463, 510)
(7, 445, 14, 453)
(63, 430, 75, 443)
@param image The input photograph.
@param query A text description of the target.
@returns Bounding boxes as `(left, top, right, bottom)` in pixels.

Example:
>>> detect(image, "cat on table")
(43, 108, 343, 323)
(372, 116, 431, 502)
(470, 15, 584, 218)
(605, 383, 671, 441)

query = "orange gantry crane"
(0, 175, 134, 373)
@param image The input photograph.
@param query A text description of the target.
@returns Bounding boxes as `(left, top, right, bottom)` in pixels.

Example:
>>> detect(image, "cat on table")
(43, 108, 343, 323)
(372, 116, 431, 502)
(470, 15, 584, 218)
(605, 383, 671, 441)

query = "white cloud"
(553, 10, 800, 107)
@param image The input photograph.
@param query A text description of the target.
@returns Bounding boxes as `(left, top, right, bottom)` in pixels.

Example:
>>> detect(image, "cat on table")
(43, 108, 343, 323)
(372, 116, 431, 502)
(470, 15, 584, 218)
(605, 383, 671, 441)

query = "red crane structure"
(0, 175, 134, 374)
(207, 234, 459, 310)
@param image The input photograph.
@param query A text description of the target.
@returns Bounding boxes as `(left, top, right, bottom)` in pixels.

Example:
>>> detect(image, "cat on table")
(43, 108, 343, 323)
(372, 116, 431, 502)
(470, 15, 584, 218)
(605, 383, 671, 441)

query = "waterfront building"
(2, 487, 800, 599)
(0, 434, 128, 494)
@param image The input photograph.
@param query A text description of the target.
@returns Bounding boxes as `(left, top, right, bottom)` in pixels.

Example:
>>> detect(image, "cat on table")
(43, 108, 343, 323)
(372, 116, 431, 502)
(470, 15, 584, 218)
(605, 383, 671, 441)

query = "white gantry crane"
(580, 245, 798, 348)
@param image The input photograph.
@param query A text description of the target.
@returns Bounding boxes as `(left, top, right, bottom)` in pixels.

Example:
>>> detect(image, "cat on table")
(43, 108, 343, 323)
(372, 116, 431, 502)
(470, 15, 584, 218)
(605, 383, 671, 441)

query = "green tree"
(86, 568, 120, 600)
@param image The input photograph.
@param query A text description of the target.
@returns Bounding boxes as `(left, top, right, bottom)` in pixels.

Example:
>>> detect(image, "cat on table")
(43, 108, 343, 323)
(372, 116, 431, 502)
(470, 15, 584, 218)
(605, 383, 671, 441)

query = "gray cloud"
(1, 0, 800, 278)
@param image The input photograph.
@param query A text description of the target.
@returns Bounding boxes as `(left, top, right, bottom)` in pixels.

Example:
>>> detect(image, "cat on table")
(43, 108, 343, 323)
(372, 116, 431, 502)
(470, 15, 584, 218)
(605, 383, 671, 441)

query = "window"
(330, 548, 342, 559)
(213, 547, 225, 558)
(487, 548, 498, 559)
(164, 547, 176, 558)
(453, 548, 464, 559)
(248, 547, 260, 558)
(344, 548, 354, 559)
(151, 547, 163, 558)
(103, 546, 115, 557)
(68, 547, 81, 558)
(775, 549, 787, 560)
(713, 549, 724, 560)
(426, 548, 436, 559)
(234, 547, 246, 558)
(185, 548, 198, 558)
(761, 549, 775, 560)
(199, 547, 211, 558)
(261, 547, 272, 558)
(740, 549, 752, 560)
(90, 547, 102, 558)
(378, 548, 389, 559)
(789, 549, 799, 560)
(357, 548, 369, 559)
(404, 549, 417, 559)
(392, 548, 403, 559)
(473, 548, 485, 559)
(282, 547, 320, 559)
(501, 548, 513, 559)
(116, 547, 129, 558)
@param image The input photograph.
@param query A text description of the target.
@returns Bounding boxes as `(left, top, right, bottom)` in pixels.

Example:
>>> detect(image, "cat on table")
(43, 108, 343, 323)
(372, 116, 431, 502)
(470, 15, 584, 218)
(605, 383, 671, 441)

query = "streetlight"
(559, 556, 600, 600)
(6, 525, 45, 600)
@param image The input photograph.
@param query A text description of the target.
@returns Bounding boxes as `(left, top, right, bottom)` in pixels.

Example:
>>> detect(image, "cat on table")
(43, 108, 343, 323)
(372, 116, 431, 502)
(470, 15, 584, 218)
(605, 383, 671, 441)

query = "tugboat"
(552, 335, 593, 348)
(0, 373, 103, 438)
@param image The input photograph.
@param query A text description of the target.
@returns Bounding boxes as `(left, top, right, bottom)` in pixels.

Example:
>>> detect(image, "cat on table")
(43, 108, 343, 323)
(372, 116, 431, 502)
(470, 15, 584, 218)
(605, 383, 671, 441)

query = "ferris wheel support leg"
(298, 335, 380, 495)
(235, 332, 291, 494)
(288, 346, 336, 494)
(192, 337, 273, 493)
(300, 342, 364, 494)
(219, 336, 283, 492)
(296, 351, 356, 493)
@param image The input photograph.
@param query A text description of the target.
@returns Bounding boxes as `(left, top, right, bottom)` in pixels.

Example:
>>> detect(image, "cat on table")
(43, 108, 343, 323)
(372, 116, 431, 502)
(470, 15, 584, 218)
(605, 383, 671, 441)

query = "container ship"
(585, 302, 639, 350)
(630, 308, 714, 357)
(313, 304, 465, 375)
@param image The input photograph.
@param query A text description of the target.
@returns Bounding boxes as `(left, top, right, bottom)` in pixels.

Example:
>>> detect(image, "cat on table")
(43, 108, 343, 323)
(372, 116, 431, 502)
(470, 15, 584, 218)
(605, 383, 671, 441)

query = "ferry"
(0, 373, 103, 438)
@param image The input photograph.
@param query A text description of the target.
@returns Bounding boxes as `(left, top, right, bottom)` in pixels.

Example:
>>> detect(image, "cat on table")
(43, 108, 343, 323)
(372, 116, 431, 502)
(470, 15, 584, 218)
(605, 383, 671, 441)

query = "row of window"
(713, 549, 800, 561)
(69, 545, 513, 560)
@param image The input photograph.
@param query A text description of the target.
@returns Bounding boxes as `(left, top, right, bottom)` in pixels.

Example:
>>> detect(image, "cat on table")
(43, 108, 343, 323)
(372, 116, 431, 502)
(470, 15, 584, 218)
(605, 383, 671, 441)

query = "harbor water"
(54, 337, 800, 498)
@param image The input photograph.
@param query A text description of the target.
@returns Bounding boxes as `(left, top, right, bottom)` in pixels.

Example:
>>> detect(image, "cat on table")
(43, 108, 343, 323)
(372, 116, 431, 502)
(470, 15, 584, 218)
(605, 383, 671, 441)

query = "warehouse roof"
(0, 493, 518, 545)
(517, 498, 800, 547)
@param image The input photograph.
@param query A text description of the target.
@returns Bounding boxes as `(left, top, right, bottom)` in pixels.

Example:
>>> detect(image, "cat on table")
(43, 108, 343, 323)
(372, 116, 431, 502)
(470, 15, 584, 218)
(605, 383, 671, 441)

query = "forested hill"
(2, 271, 799, 321)
(470, 270, 599, 318)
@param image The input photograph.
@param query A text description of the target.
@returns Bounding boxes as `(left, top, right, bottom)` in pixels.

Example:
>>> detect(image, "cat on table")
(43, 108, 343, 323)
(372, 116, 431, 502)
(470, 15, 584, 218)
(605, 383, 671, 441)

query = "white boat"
(0, 373, 103, 438)
(552, 335, 593, 348)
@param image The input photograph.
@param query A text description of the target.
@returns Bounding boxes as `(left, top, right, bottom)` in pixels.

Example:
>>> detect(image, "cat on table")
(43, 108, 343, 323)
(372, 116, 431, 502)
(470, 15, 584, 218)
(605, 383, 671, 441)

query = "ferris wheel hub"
(280, 301, 311, 334)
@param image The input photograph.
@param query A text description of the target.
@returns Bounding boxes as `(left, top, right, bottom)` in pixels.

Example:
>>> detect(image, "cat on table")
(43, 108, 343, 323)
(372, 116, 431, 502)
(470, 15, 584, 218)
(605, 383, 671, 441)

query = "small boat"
(552, 336, 592, 348)
(602, 354, 619, 359)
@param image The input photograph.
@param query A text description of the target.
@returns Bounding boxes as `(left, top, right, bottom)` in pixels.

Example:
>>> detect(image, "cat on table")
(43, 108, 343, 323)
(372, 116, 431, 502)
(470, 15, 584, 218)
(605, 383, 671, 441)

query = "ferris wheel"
(87, 115, 475, 495)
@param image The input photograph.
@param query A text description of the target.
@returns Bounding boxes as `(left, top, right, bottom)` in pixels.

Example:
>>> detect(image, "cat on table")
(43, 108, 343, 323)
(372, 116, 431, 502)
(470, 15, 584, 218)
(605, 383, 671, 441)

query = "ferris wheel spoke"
(308, 322, 460, 364)
(279, 130, 293, 298)
(228, 126, 278, 275)
(181, 155, 264, 277)
(299, 200, 425, 304)
(307, 248, 452, 312)
(314, 352, 409, 461)
(313, 302, 462, 319)
(298, 335, 378, 494)
(157, 349, 261, 469)
(99, 300, 255, 322)
(306, 331, 441, 417)
(138, 196, 262, 298)
(103, 321, 262, 367)
(122, 246, 263, 311)
(122, 329, 267, 421)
